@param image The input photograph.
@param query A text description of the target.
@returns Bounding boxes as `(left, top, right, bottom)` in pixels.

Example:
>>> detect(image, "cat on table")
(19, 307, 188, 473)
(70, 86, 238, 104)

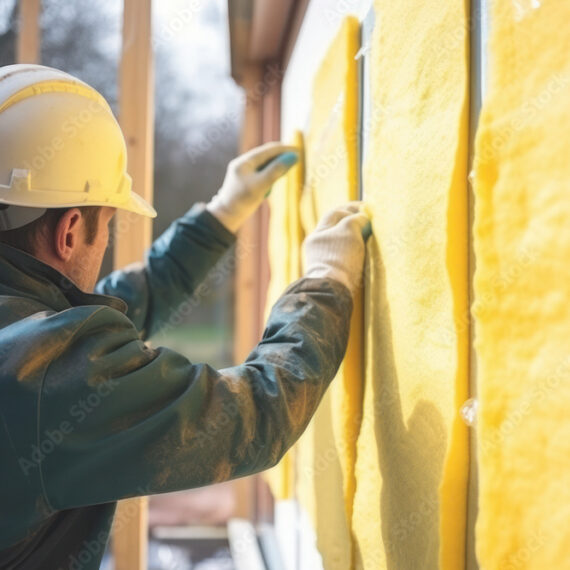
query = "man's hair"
(0, 206, 102, 256)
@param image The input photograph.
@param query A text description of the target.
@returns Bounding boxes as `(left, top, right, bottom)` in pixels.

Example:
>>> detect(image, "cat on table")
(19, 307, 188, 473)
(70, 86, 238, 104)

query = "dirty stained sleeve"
(39, 277, 352, 511)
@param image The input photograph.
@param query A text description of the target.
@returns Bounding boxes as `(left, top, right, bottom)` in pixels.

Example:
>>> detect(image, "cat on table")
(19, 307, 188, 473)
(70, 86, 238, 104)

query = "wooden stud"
(252, 65, 283, 524)
(16, 0, 41, 64)
(112, 497, 149, 570)
(231, 61, 283, 524)
(229, 0, 308, 532)
(234, 63, 265, 364)
(281, 0, 311, 71)
(257, 64, 282, 337)
(114, 0, 155, 269)
(250, 0, 295, 60)
(113, 1, 154, 568)
(231, 64, 265, 522)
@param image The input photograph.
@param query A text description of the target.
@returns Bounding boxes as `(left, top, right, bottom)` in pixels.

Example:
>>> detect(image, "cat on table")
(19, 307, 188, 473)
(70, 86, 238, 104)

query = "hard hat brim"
(122, 191, 157, 218)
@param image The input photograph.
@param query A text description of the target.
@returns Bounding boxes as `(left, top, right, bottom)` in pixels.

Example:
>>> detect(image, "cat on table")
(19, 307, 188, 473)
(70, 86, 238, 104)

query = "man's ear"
(54, 208, 83, 262)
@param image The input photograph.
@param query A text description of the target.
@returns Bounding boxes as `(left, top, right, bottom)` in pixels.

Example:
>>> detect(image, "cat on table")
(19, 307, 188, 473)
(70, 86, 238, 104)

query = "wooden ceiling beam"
(249, 0, 295, 62)
(228, 0, 309, 84)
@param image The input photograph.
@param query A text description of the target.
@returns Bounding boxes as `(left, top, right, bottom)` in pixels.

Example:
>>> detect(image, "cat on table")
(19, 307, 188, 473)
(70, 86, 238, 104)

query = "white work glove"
(207, 142, 299, 233)
(303, 202, 372, 296)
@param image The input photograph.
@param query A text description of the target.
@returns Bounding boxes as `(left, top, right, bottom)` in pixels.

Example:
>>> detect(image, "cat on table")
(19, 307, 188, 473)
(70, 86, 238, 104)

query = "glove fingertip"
(362, 220, 373, 241)
(255, 153, 297, 175)
(278, 151, 300, 168)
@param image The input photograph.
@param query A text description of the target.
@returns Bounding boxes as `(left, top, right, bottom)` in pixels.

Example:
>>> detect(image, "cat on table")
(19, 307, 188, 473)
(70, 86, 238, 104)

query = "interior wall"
(270, 1, 570, 569)
(282, 0, 372, 140)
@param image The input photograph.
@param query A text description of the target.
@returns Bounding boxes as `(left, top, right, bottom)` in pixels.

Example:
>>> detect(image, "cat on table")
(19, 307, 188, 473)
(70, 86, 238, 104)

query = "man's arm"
(95, 203, 236, 340)
(95, 142, 300, 340)
(39, 277, 352, 510)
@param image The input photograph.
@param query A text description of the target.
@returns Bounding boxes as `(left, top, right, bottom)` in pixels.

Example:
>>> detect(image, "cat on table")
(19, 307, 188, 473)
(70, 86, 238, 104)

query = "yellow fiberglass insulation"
(295, 15, 363, 570)
(473, 1, 570, 568)
(263, 131, 305, 501)
(351, 1, 470, 568)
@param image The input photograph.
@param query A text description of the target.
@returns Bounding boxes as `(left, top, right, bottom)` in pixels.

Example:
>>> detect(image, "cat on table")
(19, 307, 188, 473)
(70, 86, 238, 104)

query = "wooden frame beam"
(114, 0, 155, 269)
(280, 0, 311, 71)
(234, 63, 265, 364)
(232, 64, 264, 522)
(250, 0, 295, 61)
(112, 0, 154, 568)
(16, 0, 41, 64)
(228, 0, 307, 82)
(232, 61, 285, 523)
(228, 0, 305, 524)
(253, 65, 283, 524)
(226, 0, 313, 527)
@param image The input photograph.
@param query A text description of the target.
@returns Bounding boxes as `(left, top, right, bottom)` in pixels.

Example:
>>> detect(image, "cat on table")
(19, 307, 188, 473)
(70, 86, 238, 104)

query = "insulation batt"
(351, 1, 470, 568)
(473, 1, 570, 568)
(296, 16, 363, 570)
(264, 130, 305, 501)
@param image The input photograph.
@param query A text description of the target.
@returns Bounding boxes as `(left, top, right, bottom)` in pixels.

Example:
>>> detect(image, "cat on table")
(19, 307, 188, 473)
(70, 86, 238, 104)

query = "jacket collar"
(0, 243, 127, 314)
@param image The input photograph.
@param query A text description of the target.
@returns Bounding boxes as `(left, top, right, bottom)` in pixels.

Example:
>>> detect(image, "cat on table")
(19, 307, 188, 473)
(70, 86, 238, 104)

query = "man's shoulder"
(0, 295, 129, 330)
(0, 297, 139, 370)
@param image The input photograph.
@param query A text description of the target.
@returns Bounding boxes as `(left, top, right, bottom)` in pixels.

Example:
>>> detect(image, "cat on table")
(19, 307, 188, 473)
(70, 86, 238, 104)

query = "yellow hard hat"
(0, 64, 156, 230)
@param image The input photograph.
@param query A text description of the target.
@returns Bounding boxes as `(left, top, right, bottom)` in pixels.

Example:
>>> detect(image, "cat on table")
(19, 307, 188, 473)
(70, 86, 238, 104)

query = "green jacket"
(0, 204, 352, 569)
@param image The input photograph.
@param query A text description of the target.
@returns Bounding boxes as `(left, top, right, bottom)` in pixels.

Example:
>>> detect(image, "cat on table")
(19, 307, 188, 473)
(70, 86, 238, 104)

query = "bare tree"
(0, 1, 17, 66)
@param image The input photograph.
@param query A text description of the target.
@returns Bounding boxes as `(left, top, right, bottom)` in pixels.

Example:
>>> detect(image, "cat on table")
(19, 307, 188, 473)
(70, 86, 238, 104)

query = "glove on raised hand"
(207, 142, 299, 233)
(303, 202, 372, 297)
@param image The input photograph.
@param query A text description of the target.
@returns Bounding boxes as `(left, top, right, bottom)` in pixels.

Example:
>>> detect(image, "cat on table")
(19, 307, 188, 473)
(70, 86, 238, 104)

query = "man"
(0, 65, 370, 569)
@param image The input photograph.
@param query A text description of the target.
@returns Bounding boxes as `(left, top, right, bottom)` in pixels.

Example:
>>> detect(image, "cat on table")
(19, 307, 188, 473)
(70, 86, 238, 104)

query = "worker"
(0, 64, 370, 569)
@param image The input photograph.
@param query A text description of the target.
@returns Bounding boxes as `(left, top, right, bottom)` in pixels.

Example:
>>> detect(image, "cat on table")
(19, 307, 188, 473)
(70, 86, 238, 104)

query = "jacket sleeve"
(94, 203, 236, 340)
(39, 277, 353, 511)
